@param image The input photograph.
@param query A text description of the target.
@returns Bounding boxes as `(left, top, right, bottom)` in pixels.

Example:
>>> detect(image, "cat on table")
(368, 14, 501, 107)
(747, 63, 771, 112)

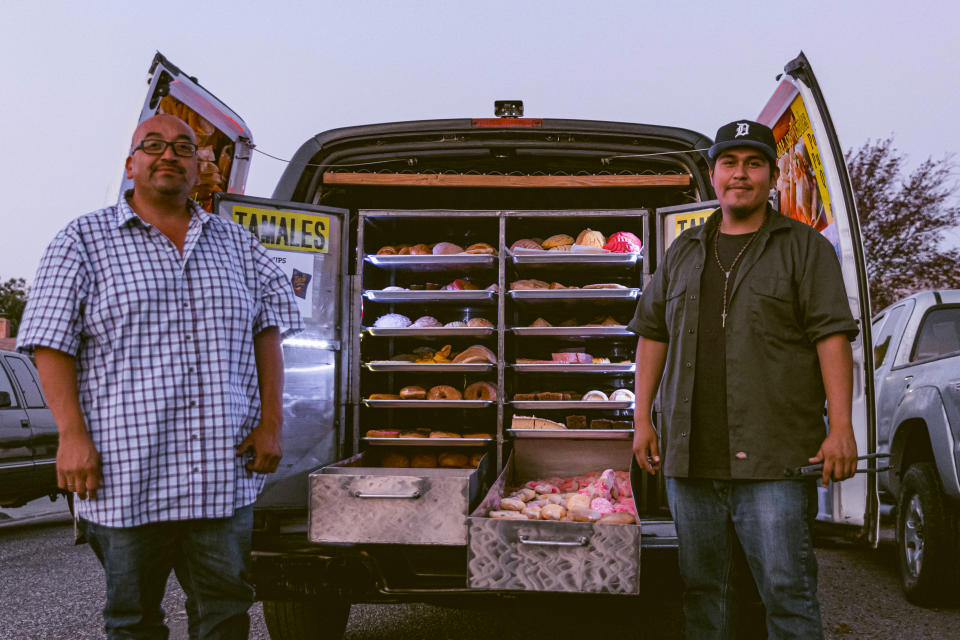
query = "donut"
(410, 454, 437, 468)
(381, 452, 409, 467)
(464, 381, 497, 401)
(428, 385, 462, 400)
(366, 429, 399, 438)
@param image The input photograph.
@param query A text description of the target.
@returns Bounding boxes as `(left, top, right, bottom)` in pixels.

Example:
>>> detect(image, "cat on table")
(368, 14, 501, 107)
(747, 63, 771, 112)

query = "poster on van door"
(267, 251, 314, 320)
(770, 96, 833, 233)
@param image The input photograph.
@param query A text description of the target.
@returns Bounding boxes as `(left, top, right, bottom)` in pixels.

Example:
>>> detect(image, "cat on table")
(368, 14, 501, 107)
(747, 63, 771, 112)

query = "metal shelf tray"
(364, 290, 496, 303)
(511, 363, 636, 373)
(510, 250, 640, 265)
(363, 437, 494, 447)
(510, 326, 634, 337)
(509, 400, 633, 410)
(365, 254, 497, 269)
(365, 362, 496, 372)
(506, 429, 633, 440)
(508, 289, 640, 300)
(365, 326, 496, 337)
(363, 399, 495, 409)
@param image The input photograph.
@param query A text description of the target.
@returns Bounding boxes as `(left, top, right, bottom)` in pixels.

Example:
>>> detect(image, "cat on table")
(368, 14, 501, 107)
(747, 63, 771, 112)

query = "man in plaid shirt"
(18, 114, 303, 639)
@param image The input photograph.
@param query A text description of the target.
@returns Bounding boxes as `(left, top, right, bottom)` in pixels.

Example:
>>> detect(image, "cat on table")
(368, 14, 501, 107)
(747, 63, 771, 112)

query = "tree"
(846, 137, 960, 310)
(0, 278, 28, 337)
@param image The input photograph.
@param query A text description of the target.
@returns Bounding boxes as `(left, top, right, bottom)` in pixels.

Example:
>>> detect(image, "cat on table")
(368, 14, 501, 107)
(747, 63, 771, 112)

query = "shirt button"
(695, 264, 702, 270)
(682, 396, 689, 403)
(191, 433, 199, 440)
(189, 400, 197, 407)
(690, 295, 697, 300)
(685, 361, 692, 368)
(183, 302, 190, 309)
(188, 366, 195, 374)
(681, 431, 688, 437)
(185, 335, 192, 341)
(687, 328, 694, 334)
(193, 466, 200, 473)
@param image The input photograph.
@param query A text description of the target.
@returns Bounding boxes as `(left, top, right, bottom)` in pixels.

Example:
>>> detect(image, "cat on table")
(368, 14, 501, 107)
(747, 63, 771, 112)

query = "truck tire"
(896, 463, 958, 605)
(262, 598, 351, 640)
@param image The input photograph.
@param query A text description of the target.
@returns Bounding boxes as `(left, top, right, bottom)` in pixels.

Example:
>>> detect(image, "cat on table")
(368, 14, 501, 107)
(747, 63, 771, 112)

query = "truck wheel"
(896, 463, 958, 605)
(263, 598, 350, 640)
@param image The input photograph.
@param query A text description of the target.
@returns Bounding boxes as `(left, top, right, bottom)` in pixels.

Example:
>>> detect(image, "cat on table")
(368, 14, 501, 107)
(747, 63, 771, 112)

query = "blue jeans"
(81, 506, 254, 640)
(666, 478, 822, 640)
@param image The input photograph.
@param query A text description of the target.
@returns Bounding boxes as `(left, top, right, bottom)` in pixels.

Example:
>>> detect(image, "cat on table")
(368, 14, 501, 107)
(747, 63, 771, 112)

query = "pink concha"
(603, 231, 642, 253)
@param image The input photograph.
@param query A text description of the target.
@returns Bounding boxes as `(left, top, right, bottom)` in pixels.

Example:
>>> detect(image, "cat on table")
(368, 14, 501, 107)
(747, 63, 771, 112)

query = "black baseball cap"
(708, 120, 778, 167)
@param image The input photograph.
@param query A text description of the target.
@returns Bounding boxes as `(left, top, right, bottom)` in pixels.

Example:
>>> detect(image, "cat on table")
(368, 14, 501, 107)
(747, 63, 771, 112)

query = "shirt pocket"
(749, 275, 802, 340)
(665, 283, 687, 333)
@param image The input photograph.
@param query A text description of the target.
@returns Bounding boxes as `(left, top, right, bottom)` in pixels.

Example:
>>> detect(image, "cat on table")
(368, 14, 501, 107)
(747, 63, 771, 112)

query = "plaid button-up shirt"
(18, 193, 303, 527)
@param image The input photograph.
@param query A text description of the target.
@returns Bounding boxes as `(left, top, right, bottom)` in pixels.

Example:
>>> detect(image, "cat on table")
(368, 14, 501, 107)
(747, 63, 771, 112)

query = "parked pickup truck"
(0, 349, 60, 509)
(872, 290, 960, 604)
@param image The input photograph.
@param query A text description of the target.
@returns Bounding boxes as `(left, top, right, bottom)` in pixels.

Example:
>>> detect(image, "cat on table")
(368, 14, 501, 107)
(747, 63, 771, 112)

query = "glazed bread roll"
(399, 385, 427, 400)
(432, 242, 464, 255)
(408, 243, 431, 255)
(463, 433, 493, 439)
(467, 317, 494, 328)
(428, 431, 461, 438)
(510, 238, 543, 251)
(376, 246, 397, 255)
(410, 453, 437, 468)
(465, 242, 496, 255)
(469, 452, 485, 467)
(489, 510, 528, 520)
(452, 345, 496, 364)
(598, 512, 637, 525)
(428, 385, 462, 400)
(368, 393, 401, 400)
(398, 430, 428, 438)
(542, 234, 574, 249)
(381, 452, 410, 467)
(464, 381, 497, 401)
(438, 452, 469, 468)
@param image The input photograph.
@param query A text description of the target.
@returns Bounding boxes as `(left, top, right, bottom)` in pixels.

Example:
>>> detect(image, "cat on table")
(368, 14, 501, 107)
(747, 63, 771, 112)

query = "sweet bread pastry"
(444, 320, 468, 327)
(467, 317, 494, 328)
(438, 452, 469, 468)
(463, 433, 492, 439)
(381, 452, 410, 467)
(399, 385, 427, 400)
(428, 431, 462, 438)
(452, 345, 496, 364)
(609, 389, 635, 402)
(411, 316, 442, 327)
(373, 313, 412, 328)
(428, 385, 462, 400)
(541, 234, 574, 249)
(432, 242, 464, 255)
(399, 430, 429, 438)
(366, 429, 399, 438)
(376, 246, 397, 255)
(408, 243, 431, 255)
(583, 283, 627, 289)
(469, 452, 484, 467)
(410, 453, 437, 468)
(582, 390, 609, 402)
(465, 242, 496, 255)
(547, 245, 573, 252)
(575, 229, 606, 248)
(464, 381, 497, 401)
(510, 279, 549, 290)
(368, 393, 401, 400)
(510, 238, 543, 251)
(529, 317, 551, 327)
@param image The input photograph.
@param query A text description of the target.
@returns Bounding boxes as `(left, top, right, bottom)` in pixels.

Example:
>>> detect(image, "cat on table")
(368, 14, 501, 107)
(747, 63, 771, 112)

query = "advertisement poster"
(231, 206, 330, 254)
(771, 95, 833, 232)
(268, 250, 314, 320)
(662, 207, 716, 251)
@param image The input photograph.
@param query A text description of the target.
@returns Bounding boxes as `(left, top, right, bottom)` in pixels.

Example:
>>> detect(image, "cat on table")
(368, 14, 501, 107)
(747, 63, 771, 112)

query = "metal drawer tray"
(365, 362, 495, 373)
(363, 437, 494, 446)
(510, 400, 633, 410)
(509, 250, 640, 265)
(508, 289, 640, 300)
(309, 451, 490, 546)
(510, 326, 634, 337)
(467, 439, 640, 593)
(366, 254, 497, 269)
(506, 429, 633, 440)
(363, 399, 494, 408)
(365, 326, 495, 337)
(511, 363, 636, 373)
(364, 290, 496, 303)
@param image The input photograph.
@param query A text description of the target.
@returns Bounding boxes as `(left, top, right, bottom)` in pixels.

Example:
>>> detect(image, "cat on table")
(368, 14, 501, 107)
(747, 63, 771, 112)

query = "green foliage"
(0, 278, 29, 337)
(846, 138, 960, 310)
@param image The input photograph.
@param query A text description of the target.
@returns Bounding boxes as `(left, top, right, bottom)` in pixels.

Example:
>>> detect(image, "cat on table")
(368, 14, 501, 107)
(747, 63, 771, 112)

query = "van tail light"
(472, 118, 542, 128)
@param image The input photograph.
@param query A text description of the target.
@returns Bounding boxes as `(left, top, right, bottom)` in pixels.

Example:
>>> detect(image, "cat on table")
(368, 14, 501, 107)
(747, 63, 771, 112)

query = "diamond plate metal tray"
(365, 362, 496, 372)
(511, 363, 636, 373)
(364, 290, 496, 303)
(508, 289, 640, 300)
(510, 326, 634, 337)
(363, 437, 494, 446)
(365, 326, 496, 337)
(363, 399, 495, 408)
(505, 429, 633, 439)
(509, 400, 633, 410)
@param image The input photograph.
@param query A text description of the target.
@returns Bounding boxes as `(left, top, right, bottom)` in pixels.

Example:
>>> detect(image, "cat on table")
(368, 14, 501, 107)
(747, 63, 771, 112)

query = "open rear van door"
(758, 52, 878, 545)
(121, 53, 254, 212)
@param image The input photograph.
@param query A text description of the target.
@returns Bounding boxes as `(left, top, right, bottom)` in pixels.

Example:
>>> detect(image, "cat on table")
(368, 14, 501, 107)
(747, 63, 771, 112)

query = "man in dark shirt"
(630, 120, 859, 639)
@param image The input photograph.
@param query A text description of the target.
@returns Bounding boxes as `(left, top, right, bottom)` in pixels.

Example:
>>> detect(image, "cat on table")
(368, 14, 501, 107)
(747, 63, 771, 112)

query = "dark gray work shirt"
(629, 207, 858, 479)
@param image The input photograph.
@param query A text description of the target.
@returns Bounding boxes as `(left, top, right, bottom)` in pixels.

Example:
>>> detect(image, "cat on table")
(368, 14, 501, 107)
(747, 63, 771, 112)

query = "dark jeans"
(666, 478, 822, 640)
(81, 506, 254, 640)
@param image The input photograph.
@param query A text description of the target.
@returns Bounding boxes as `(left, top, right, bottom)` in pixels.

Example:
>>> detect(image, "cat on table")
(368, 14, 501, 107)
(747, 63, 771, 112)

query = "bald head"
(130, 114, 196, 151)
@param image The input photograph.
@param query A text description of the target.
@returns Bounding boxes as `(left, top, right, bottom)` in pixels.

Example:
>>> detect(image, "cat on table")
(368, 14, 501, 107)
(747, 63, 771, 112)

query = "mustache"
(151, 161, 185, 175)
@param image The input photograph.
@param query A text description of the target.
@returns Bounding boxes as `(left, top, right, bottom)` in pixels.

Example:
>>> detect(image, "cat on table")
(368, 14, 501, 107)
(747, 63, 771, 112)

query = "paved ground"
(2, 498, 959, 639)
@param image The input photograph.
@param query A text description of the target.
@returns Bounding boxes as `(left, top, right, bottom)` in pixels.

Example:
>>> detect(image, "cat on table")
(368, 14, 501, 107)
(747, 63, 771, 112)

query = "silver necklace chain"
(713, 222, 762, 328)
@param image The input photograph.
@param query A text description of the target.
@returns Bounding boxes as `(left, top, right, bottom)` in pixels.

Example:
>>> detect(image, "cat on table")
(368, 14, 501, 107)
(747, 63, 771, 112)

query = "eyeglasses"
(132, 139, 198, 158)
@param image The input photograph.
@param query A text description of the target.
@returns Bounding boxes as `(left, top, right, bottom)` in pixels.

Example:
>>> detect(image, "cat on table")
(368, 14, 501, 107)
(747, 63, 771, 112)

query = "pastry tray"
(509, 250, 640, 265)
(506, 429, 633, 440)
(365, 254, 497, 269)
(508, 289, 640, 300)
(363, 437, 494, 447)
(509, 400, 633, 410)
(365, 326, 496, 337)
(510, 326, 634, 337)
(363, 399, 495, 408)
(365, 362, 496, 372)
(511, 363, 636, 373)
(364, 290, 497, 303)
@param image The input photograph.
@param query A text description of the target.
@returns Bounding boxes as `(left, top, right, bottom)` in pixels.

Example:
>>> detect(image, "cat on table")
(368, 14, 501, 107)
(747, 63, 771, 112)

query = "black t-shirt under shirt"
(688, 229, 757, 479)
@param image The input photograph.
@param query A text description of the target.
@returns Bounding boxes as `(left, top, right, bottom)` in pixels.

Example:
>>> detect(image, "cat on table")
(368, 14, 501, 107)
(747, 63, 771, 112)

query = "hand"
(809, 428, 857, 487)
(236, 423, 283, 474)
(57, 431, 101, 500)
(633, 420, 661, 475)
